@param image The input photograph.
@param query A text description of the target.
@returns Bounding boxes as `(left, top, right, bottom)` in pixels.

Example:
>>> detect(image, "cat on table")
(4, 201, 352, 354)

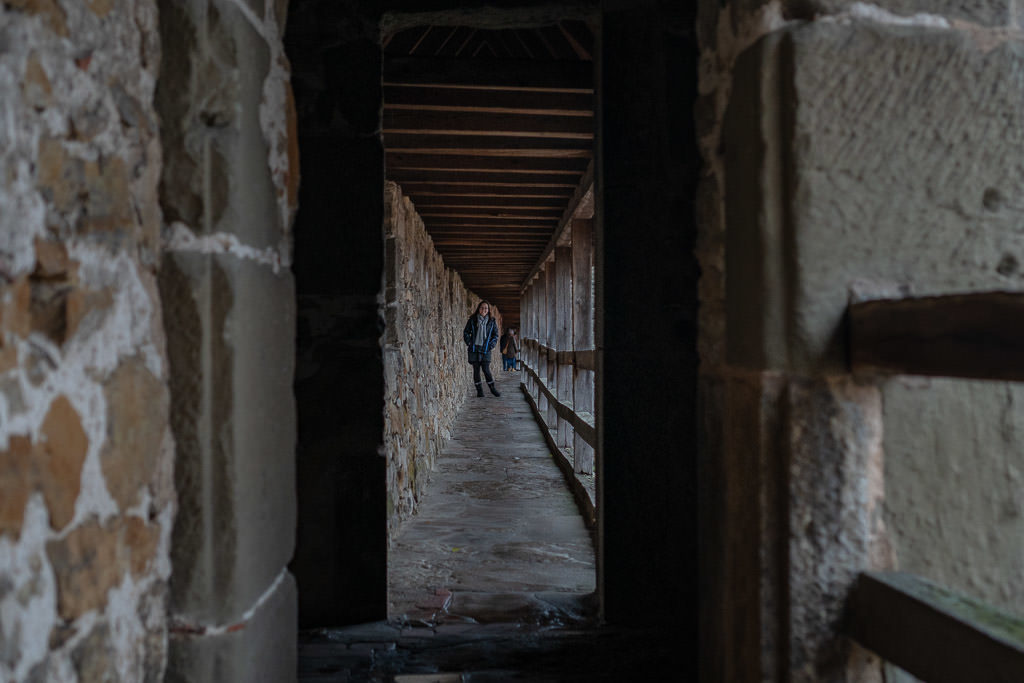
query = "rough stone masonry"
(0, 0, 174, 679)
(383, 181, 495, 541)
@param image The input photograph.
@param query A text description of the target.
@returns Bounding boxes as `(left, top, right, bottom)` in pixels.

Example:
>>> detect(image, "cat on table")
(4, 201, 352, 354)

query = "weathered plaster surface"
(0, 0, 173, 679)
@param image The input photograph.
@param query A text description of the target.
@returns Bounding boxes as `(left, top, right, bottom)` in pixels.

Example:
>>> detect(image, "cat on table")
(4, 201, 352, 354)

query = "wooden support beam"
(393, 183, 573, 196)
(847, 572, 1024, 683)
(572, 218, 595, 474)
(383, 85, 593, 116)
(521, 162, 594, 289)
(424, 218, 555, 229)
(387, 153, 588, 174)
(409, 195, 568, 209)
(387, 170, 579, 186)
(385, 134, 593, 157)
(849, 292, 1024, 380)
(555, 245, 574, 449)
(384, 56, 593, 92)
(418, 208, 562, 220)
(383, 110, 594, 139)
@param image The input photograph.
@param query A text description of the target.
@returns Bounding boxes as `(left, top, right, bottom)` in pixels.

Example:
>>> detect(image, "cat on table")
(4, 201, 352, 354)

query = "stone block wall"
(383, 182, 494, 539)
(0, 0, 174, 679)
(698, 1, 1024, 680)
(154, 0, 299, 679)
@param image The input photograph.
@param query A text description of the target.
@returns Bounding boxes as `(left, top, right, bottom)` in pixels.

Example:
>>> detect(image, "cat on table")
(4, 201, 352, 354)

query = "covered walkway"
(298, 370, 622, 681)
(387, 369, 595, 625)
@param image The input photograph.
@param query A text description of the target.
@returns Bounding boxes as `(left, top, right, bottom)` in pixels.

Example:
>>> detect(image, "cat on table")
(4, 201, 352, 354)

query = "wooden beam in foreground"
(847, 572, 1024, 683)
(849, 292, 1024, 380)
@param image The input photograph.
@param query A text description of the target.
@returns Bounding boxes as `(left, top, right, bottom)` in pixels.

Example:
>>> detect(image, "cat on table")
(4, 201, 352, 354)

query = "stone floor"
(298, 370, 680, 681)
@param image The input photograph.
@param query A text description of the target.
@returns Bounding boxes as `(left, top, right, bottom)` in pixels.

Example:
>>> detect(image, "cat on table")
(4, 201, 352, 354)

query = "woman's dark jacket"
(463, 315, 500, 364)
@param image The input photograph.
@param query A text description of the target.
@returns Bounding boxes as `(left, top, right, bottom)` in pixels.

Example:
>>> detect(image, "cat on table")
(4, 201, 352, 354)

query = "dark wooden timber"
(847, 572, 1024, 682)
(848, 292, 1024, 380)
(384, 85, 593, 115)
(385, 134, 592, 155)
(384, 110, 593, 138)
(384, 56, 592, 91)
(387, 153, 587, 173)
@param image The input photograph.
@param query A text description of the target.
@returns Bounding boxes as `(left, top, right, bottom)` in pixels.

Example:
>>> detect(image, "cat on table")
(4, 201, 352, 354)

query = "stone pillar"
(555, 246, 574, 448)
(155, 0, 299, 677)
(572, 219, 595, 474)
(285, 0, 386, 627)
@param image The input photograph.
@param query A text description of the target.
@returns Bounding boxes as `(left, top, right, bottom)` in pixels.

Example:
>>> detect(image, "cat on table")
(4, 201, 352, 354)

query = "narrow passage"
(388, 369, 597, 625)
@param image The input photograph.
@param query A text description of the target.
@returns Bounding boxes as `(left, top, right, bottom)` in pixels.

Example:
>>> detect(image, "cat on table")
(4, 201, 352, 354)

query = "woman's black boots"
(488, 381, 501, 397)
(475, 382, 484, 397)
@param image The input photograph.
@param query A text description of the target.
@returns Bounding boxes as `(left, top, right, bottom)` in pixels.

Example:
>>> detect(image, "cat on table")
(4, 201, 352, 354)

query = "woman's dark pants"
(472, 361, 494, 385)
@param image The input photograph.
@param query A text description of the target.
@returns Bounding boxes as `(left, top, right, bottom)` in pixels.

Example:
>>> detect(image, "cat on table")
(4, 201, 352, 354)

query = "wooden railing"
(520, 343, 596, 448)
(847, 572, 1024, 682)
(846, 292, 1024, 679)
(519, 337, 596, 526)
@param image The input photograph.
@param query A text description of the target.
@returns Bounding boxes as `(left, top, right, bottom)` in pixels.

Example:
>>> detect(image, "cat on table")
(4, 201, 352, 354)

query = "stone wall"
(383, 182, 494, 539)
(0, 0, 174, 679)
(699, 1, 1024, 680)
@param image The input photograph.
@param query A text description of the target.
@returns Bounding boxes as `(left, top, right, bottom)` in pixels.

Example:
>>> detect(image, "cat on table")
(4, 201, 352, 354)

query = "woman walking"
(463, 301, 501, 397)
(500, 328, 519, 372)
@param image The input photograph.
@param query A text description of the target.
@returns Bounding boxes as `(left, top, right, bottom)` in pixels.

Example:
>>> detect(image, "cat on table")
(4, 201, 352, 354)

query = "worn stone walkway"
(299, 369, 620, 682)
(387, 368, 596, 624)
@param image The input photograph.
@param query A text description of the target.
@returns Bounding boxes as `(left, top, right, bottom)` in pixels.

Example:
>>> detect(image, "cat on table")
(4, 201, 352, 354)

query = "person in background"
(500, 328, 519, 372)
(463, 301, 501, 397)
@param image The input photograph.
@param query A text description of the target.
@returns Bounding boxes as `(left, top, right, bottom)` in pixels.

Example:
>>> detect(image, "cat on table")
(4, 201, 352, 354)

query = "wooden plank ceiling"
(383, 21, 595, 327)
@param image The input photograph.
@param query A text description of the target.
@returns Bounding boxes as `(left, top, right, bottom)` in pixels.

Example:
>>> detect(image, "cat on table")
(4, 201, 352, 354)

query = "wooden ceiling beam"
(384, 56, 593, 92)
(419, 209, 561, 219)
(387, 153, 587, 173)
(395, 183, 573, 196)
(385, 132, 592, 153)
(387, 171, 579, 186)
(384, 110, 593, 139)
(410, 195, 567, 208)
(383, 85, 593, 116)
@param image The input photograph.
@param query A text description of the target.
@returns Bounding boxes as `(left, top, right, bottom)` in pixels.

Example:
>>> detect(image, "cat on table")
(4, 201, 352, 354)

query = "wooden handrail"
(520, 338, 596, 371)
(520, 359, 596, 448)
(849, 292, 1024, 380)
(847, 572, 1024, 682)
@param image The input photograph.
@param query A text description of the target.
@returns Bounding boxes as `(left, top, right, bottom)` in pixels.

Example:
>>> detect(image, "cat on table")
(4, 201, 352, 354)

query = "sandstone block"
(101, 358, 169, 511)
(167, 572, 296, 683)
(156, 0, 282, 247)
(726, 23, 1024, 372)
(4, 0, 68, 36)
(46, 516, 161, 620)
(0, 437, 34, 538)
(47, 519, 121, 620)
(159, 251, 295, 624)
(37, 395, 88, 530)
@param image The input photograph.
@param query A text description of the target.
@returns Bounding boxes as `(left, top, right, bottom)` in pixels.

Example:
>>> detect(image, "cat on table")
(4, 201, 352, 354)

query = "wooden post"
(545, 261, 558, 428)
(572, 219, 595, 473)
(555, 245, 574, 448)
(536, 268, 549, 419)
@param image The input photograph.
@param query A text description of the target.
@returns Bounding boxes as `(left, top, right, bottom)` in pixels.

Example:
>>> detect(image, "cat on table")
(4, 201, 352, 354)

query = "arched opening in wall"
(379, 13, 601, 625)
